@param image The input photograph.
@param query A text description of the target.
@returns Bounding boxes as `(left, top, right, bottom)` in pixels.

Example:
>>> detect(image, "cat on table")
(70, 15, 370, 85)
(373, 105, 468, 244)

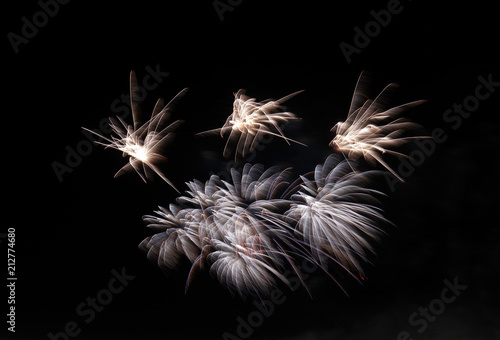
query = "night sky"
(5, 1, 500, 339)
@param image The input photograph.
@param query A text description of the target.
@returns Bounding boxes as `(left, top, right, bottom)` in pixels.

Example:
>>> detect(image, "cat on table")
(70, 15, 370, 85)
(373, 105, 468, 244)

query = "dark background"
(5, 0, 500, 339)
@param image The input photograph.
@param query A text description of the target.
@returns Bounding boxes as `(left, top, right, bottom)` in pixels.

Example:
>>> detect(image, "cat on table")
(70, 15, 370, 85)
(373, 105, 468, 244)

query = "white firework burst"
(140, 175, 223, 273)
(141, 205, 205, 273)
(285, 154, 388, 277)
(141, 164, 304, 297)
(208, 225, 290, 298)
(141, 157, 394, 296)
(206, 165, 299, 297)
(82, 70, 187, 192)
(330, 72, 426, 181)
(198, 89, 306, 159)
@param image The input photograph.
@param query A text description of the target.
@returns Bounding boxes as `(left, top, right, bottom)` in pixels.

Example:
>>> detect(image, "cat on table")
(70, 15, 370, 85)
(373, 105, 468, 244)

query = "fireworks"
(141, 164, 299, 297)
(86, 70, 427, 298)
(330, 72, 425, 181)
(197, 89, 306, 159)
(285, 154, 387, 275)
(82, 70, 187, 192)
(140, 155, 391, 296)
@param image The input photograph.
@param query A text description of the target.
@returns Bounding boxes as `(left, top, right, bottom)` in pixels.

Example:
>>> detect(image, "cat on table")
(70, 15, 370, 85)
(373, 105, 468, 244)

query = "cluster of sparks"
(330, 72, 426, 181)
(197, 89, 306, 159)
(84, 70, 426, 297)
(141, 155, 388, 297)
(82, 71, 187, 192)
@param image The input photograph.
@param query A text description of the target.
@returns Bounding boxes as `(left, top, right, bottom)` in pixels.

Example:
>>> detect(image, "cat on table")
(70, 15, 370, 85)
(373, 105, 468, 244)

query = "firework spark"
(82, 70, 187, 191)
(330, 72, 426, 181)
(197, 89, 306, 159)
(285, 154, 388, 277)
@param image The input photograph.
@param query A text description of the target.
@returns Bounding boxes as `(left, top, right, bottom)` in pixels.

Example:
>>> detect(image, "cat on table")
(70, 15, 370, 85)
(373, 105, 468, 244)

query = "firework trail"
(82, 70, 187, 192)
(197, 89, 306, 159)
(330, 72, 426, 181)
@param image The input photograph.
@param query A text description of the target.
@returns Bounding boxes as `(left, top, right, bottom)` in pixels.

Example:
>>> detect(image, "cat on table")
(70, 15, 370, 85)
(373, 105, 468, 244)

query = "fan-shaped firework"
(141, 164, 302, 297)
(82, 70, 187, 192)
(330, 72, 425, 181)
(141, 175, 222, 273)
(285, 154, 388, 277)
(141, 155, 392, 297)
(197, 89, 306, 159)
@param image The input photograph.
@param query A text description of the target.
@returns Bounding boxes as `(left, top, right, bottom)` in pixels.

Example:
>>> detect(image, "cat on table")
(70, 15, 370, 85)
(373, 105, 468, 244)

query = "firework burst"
(141, 156, 392, 297)
(82, 70, 187, 192)
(285, 154, 388, 277)
(197, 89, 306, 159)
(140, 175, 222, 273)
(330, 72, 426, 181)
(141, 164, 307, 297)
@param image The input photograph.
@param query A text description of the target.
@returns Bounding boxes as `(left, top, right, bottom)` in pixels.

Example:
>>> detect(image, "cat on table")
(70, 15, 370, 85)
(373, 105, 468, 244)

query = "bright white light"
(198, 89, 306, 159)
(82, 70, 187, 192)
(330, 72, 426, 181)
